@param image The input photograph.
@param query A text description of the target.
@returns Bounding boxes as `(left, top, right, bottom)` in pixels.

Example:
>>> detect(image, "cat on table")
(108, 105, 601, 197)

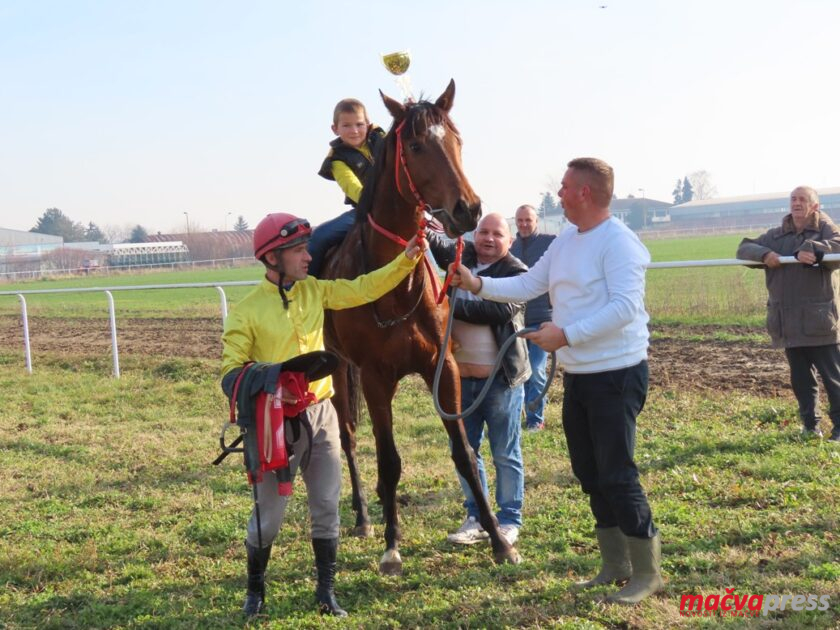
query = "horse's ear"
(380, 90, 406, 121)
(434, 79, 456, 113)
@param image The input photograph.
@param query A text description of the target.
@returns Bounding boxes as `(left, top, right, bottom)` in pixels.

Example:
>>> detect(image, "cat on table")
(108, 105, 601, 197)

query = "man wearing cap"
(221, 212, 425, 618)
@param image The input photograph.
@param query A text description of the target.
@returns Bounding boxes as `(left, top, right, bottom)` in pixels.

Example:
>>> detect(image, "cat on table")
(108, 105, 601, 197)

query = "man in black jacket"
(511, 204, 556, 431)
(428, 213, 531, 546)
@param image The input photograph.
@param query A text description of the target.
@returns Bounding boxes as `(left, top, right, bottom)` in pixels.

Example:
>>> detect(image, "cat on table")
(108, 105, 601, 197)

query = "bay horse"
(323, 80, 521, 574)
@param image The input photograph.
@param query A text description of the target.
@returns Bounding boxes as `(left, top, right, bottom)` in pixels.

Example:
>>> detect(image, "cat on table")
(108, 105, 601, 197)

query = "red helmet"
(253, 213, 312, 260)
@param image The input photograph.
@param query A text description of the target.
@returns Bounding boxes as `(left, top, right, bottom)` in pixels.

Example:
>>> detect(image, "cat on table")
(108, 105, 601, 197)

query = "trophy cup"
(381, 50, 414, 102)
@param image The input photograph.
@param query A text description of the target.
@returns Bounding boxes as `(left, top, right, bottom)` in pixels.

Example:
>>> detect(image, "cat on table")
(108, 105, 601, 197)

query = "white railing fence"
(1, 254, 836, 377)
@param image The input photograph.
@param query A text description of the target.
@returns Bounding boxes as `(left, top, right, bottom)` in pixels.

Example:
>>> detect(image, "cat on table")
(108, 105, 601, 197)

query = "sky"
(2, 0, 839, 236)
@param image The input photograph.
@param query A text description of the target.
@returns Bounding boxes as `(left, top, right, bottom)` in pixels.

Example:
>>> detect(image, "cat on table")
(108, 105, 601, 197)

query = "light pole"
(225, 211, 232, 231)
(638, 188, 646, 228)
(183, 211, 190, 235)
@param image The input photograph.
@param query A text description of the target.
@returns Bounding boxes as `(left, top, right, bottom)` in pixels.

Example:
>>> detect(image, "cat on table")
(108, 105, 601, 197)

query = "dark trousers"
(785, 344, 840, 430)
(307, 209, 356, 278)
(562, 360, 656, 539)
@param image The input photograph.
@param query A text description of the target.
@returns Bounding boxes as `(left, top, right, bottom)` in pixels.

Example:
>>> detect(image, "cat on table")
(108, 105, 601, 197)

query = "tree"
(129, 225, 148, 243)
(30, 208, 86, 242)
(687, 170, 717, 200)
(537, 192, 559, 218)
(84, 221, 106, 243)
(233, 215, 249, 232)
(672, 179, 684, 205)
(681, 177, 694, 203)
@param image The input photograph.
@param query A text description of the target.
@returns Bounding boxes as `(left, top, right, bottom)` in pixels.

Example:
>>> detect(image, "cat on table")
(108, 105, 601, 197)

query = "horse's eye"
(408, 142, 422, 153)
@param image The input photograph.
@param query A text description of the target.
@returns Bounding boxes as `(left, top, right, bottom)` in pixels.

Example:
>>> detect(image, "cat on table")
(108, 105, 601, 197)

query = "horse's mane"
(355, 99, 450, 223)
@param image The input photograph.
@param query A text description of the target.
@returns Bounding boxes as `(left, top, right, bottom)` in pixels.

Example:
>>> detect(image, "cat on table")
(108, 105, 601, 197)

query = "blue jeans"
(307, 209, 356, 278)
(523, 340, 548, 427)
(454, 374, 525, 527)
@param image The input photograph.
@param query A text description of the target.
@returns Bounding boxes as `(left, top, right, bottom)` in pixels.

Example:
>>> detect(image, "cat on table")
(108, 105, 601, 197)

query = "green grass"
(0, 265, 264, 318)
(0, 353, 838, 629)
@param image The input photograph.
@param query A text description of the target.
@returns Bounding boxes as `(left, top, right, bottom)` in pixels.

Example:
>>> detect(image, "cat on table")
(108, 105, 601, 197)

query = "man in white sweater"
(449, 157, 663, 605)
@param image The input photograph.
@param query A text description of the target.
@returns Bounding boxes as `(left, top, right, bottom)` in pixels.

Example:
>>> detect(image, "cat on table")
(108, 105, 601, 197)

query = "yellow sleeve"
(322, 252, 420, 310)
(331, 161, 363, 203)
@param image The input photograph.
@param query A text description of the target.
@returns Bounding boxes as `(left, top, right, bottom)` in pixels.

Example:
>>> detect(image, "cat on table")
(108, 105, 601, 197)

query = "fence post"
(104, 291, 121, 378)
(215, 286, 228, 320)
(16, 294, 32, 374)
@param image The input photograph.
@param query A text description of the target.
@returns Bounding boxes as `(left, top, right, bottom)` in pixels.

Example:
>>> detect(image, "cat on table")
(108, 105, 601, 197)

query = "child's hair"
(333, 98, 369, 125)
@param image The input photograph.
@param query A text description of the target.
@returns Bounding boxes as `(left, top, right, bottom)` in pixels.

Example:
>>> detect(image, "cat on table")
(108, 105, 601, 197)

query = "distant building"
(668, 187, 840, 231)
(0, 228, 63, 274)
(147, 230, 253, 260)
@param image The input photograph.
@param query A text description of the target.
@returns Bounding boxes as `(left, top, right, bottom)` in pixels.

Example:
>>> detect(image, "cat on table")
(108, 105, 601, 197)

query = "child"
(309, 98, 386, 277)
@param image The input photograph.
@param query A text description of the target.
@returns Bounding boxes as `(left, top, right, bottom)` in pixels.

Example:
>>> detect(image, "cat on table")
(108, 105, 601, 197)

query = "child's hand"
(405, 233, 427, 260)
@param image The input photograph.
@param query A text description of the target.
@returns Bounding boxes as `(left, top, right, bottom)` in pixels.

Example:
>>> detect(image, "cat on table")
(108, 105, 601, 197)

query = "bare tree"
(687, 170, 718, 200)
(102, 224, 132, 244)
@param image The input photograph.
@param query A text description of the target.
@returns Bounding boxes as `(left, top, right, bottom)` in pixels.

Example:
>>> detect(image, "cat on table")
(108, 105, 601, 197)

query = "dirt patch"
(0, 315, 792, 396)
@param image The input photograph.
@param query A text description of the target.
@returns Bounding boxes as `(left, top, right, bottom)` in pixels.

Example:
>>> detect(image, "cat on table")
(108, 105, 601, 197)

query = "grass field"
(0, 353, 837, 629)
(1, 233, 838, 628)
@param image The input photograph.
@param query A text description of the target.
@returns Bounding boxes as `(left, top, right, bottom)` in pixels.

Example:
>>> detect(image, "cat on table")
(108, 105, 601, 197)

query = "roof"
(674, 186, 840, 209)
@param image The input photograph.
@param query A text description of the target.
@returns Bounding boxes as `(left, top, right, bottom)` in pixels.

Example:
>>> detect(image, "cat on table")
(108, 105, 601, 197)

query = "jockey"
(221, 212, 425, 618)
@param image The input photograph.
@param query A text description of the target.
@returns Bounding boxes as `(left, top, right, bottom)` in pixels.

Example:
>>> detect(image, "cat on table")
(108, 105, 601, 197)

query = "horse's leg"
(332, 361, 372, 536)
(422, 355, 522, 566)
(360, 372, 404, 575)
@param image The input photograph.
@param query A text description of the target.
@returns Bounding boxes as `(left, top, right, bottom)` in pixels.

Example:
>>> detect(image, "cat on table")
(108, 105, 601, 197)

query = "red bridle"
(367, 118, 464, 305)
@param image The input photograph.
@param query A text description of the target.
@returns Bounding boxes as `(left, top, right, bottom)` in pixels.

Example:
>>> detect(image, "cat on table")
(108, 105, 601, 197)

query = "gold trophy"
(381, 50, 414, 101)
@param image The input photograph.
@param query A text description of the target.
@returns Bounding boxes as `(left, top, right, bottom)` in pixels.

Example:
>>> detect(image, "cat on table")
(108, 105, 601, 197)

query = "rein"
(385, 118, 462, 305)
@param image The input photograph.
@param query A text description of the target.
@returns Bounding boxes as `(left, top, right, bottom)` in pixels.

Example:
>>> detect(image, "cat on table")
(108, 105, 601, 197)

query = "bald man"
(427, 213, 531, 546)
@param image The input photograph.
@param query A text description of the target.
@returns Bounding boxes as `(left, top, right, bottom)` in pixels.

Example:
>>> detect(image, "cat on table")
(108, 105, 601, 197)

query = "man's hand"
(447, 263, 481, 293)
(405, 233, 427, 260)
(521, 322, 567, 352)
(796, 250, 817, 265)
(763, 251, 782, 268)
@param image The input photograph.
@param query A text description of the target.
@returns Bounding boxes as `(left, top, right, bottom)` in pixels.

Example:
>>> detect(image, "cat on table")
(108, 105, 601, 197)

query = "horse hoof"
(352, 524, 372, 538)
(494, 548, 522, 565)
(379, 549, 403, 576)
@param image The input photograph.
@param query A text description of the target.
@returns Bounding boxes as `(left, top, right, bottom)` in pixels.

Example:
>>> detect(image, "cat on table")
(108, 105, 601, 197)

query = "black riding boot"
(312, 538, 348, 617)
(243, 541, 272, 617)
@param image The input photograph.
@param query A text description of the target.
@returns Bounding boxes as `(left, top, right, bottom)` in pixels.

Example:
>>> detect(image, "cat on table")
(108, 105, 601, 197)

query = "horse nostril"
(454, 199, 480, 231)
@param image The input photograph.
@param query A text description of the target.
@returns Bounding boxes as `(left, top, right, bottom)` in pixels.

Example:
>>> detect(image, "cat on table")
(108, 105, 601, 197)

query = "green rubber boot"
(573, 526, 631, 589)
(607, 532, 664, 605)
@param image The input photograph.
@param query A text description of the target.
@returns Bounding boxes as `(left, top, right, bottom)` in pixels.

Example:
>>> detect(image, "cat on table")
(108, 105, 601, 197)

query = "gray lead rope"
(432, 292, 557, 421)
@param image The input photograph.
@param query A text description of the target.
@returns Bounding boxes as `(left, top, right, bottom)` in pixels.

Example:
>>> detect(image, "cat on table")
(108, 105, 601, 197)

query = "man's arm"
(451, 239, 554, 301)
(425, 230, 457, 269)
(737, 232, 778, 267)
(322, 234, 425, 310)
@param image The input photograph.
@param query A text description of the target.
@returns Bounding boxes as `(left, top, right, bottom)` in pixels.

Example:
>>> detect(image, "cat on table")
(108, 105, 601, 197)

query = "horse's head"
(381, 80, 482, 237)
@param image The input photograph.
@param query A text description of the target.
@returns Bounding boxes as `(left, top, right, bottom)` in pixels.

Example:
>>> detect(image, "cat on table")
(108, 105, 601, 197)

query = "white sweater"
(478, 217, 650, 373)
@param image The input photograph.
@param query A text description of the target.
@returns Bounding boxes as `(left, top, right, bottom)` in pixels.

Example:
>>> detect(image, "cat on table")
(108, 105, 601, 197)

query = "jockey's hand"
(405, 233, 427, 260)
(521, 322, 567, 352)
(448, 264, 481, 293)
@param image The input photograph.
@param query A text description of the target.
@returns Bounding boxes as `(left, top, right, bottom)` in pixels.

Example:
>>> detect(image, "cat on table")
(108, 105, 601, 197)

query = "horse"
(323, 80, 521, 575)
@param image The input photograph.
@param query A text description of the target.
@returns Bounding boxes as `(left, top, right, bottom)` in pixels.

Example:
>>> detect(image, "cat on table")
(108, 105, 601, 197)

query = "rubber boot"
(312, 538, 348, 617)
(243, 541, 272, 616)
(573, 526, 631, 589)
(607, 532, 664, 605)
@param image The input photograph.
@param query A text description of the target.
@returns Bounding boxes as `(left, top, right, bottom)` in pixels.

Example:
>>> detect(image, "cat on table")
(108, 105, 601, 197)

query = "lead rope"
(432, 290, 557, 421)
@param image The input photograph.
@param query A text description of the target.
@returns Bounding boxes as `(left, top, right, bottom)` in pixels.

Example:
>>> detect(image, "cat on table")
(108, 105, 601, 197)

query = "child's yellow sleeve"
(331, 161, 363, 203)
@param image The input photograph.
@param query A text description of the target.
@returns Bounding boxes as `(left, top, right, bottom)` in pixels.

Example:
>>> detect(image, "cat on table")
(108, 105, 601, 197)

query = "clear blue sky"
(2, 0, 839, 235)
